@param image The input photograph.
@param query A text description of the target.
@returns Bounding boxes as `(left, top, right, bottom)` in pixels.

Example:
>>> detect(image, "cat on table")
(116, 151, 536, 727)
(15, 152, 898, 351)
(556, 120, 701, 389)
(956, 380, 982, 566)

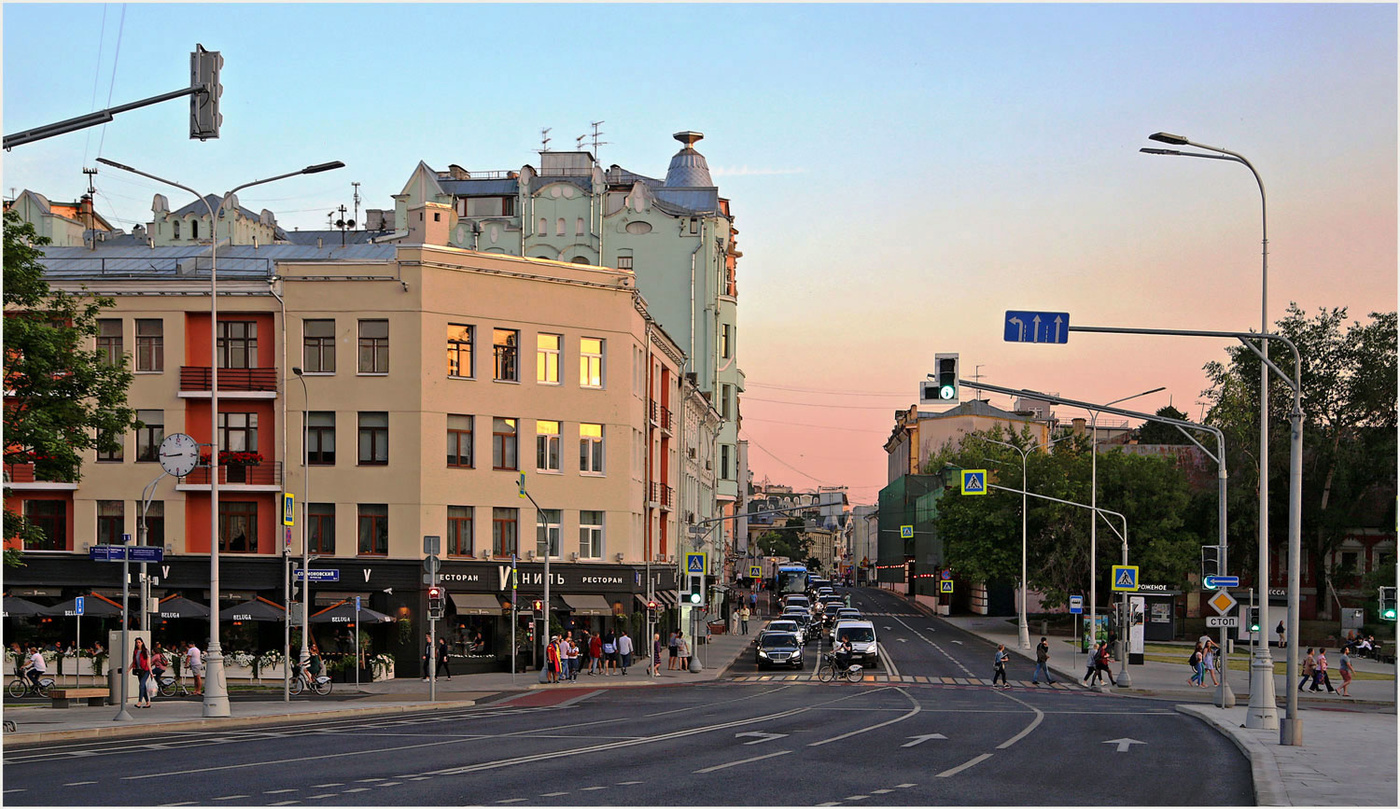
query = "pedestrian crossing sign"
(940, 580, 954, 594)
(686, 553, 706, 574)
(1111, 565, 1139, 592)
(900, 525, 914, 539)
(749, 565, 763, 579)
(961, 469, 988, 495)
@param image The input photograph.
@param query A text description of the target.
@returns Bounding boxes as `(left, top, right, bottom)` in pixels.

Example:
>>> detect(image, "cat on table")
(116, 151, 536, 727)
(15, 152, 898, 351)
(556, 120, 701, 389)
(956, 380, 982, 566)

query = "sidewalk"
(2, 627, 756, 746)
(905, 594, 1397, 807)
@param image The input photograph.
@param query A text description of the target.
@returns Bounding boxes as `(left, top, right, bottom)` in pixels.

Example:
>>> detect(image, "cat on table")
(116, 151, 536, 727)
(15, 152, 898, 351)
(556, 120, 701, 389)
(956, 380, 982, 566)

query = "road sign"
(294, 569, 340, 582)
(423, 535, 440, 555)
(941, 569, 952, 580)
(900, 524, 914, 539)
(89, 544, 160, 562)
(1204, 575, 1239, 589)
(74, 596, 85, 616)
(1004, 310, 1070, 344)
(355, 596, 361, 612)
(282, 493, 295, 526)
(961, 470, 987, 495)
(689, 525, 709, 534)
(1207, 589, 1238, 616)
(939, 580, 954, 594)
(423, 555, 441, 574)
(749, 565, 762, 579)
(686, 553, 706, 574)
(1069, 595, 1084, 614)
(1111, 565, 1139, 592)
(129, 546, 163, 563)
(1206, 616, 1240, 628)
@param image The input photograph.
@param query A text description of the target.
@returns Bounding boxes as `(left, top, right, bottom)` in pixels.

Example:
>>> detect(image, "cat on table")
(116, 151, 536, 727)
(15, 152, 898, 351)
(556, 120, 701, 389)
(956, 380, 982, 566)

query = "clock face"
(158, 433, 201, 477)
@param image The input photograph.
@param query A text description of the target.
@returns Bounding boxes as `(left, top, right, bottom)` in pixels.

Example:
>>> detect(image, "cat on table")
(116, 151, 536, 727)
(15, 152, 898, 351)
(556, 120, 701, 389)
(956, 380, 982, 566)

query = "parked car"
(755, 631, 804, 669)
(832, 620, 879, 666)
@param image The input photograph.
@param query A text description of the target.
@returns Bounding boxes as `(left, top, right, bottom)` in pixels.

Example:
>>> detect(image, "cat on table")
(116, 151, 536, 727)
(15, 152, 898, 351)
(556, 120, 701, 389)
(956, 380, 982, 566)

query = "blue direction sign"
(74, 596, 85, 616)
(1069, 595, 1084, 615)
(129, 546, 164, 563)
(1204, 575, 1240, 589)
(89, 545, 123, 561)
(1004, 310, 1070, 344)
(294, 569, 341, 583)
(88, 545, 163, 562)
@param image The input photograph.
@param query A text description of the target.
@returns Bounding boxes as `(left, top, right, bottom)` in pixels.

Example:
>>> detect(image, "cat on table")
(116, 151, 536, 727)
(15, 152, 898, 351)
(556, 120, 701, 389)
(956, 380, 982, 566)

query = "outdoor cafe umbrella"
(308, 599, 394, 625)
(43, 593, 124, 618)
(2, 596, 48, 618)
(219, 597, 286, 623)
(155, 596, 210, 620)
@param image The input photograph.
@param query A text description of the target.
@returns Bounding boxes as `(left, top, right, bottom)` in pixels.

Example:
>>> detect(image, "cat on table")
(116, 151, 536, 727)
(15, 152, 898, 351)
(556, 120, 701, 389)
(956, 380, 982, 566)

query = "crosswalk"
(729, 673, 1079, 689)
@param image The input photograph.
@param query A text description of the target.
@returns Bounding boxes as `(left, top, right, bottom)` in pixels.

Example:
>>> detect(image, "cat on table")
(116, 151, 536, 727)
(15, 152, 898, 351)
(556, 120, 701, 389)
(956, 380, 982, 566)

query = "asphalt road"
(2, 589, 1254, 806)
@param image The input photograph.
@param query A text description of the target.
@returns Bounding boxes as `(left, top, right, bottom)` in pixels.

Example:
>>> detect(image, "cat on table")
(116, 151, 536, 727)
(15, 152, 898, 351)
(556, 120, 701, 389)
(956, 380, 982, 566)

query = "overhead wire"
(94, 4, 127, 159)
(81, 4, 109, 168)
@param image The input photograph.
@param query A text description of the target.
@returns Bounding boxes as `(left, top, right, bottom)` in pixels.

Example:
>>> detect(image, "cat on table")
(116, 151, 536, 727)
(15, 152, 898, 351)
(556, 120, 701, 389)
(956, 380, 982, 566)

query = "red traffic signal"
(646, 600, 659, 611)
(427, 586, 442, 599)
(532, 599, 544, 612)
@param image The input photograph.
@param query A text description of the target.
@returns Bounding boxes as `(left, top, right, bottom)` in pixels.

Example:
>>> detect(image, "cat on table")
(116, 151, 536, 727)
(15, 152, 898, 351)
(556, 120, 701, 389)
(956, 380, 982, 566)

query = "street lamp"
(95, 158, 344, 718)
(1140, 133, 1282, 734)
(291, 367, 311, 692)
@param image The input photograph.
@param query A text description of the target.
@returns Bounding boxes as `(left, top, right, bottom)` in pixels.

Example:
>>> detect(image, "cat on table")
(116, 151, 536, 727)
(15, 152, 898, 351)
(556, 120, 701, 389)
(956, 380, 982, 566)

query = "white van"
(832, 620, 879, 666)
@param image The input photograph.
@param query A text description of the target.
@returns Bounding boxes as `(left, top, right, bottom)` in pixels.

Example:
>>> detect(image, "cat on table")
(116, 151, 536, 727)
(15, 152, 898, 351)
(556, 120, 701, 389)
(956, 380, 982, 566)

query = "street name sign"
(1111, 565, 1139, 592)
(294, 569, 340, 583)
(88, 545, 163, 563)
(1004, 310, 1070, 344)
(1204, 575, 1239, 589)
(1206, 616, 1240, 628)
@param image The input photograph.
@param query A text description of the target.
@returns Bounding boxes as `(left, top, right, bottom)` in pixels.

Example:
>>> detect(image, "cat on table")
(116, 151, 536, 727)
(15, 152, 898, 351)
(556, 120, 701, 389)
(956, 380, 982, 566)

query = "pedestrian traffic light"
(687, 574, 704, 605)
(189, 44, 223, 140)
(427, 586, 444, 619)
(1380, 586, 1397, 621)
(1247, 606, 1261, 633)
(646, 600, 659, 614)
(1200, 545, 1222, 586)
(933, 353, 959, 403)
(532, 598, 544, 616)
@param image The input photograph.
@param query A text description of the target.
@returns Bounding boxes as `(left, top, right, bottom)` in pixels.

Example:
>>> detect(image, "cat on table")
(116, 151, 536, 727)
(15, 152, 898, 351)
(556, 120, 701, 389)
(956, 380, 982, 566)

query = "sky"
(4, 3, 1396, 505)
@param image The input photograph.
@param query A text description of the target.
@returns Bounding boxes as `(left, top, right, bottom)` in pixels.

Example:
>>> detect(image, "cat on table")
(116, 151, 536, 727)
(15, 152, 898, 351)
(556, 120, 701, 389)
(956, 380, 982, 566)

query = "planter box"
(370, 660, 394, 682)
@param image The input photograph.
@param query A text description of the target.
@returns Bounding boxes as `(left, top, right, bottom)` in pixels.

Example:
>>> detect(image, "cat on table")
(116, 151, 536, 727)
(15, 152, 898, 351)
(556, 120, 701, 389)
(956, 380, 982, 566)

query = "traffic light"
(1247, 606, 1261, 633)
(1380, 586, 1397, 621)
(646, 599, 659, 614)
(1200, 545, 1222, 587)
(427, 586, 444, 620)
(686, 574, 704, 605)
(532, 598, 544, 616)
(934, 353, 959, 403)
(189, 44, 223, 140)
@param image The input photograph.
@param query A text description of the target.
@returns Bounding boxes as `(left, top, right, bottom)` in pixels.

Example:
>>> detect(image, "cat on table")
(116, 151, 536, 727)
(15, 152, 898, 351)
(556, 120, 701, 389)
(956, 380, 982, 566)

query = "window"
(357, 504, 388, 556)
(24, 500, 65, 550)
(303, 319, 336, 373)
(358, 412, 388, 465)
(97, 319, 122, 366)
(217, 321, 258, 369)
(219, 412, 258, 453)
(537, 218, 547, 236)
(191, 220, 199, 239)
(172, 220, 180, 240)
(492, 417, 518, 470)
(447, 415, 473, 468)
(447, 506, 473, 556)
(580, 423, 604, 474)
(307, 412, 336, 465)
(536, 334, 560, 384)
(536, 420, 561, 472)
(721, 384, 732, 421)
(136, 319, 163, 372)
(493, 328, 519, 382)
(556, 217, 565, 236)
(96, 427, 122, 462)
(616, 255, 633, 271)
(358, 320, 389, 373)
(218, 501, 257, 553)
(721, 444, 732, 480)
(447, 323, 474, 378)
(492, 507, 518, 556)
(138, 500, 164, 547)
(580, 510, 604, 559)
(536, 508, 561, 558)
(308, 503, 335, 554)
(97, 501, 124, 545)
(721, 324, 732, 360)
(136, 410, 164, 462)
(580, 338, 604, 388)
(575, 217, 585, 236)
(689, 218, 699, 235)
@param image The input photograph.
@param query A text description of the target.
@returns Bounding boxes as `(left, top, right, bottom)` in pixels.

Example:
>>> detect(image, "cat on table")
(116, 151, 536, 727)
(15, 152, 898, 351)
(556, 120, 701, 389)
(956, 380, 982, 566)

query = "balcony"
(662, 485, 675, 511)
(648, 400, 659, 427)
(648, 481, 660, 508)
(177, 461, 283, 492)
(2, 462, 77, 491)
(660, 407, 674, 435)
(179, 366, 279, 399)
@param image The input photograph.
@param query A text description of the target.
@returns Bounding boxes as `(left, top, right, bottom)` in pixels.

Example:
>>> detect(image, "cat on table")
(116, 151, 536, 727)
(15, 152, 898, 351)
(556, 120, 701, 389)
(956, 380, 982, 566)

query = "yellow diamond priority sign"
(1208, 589, 1238, 616)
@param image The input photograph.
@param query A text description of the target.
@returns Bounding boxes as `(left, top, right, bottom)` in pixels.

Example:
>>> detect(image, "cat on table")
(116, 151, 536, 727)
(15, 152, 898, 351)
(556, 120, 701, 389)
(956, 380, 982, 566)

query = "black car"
(755, 631, 804, 669)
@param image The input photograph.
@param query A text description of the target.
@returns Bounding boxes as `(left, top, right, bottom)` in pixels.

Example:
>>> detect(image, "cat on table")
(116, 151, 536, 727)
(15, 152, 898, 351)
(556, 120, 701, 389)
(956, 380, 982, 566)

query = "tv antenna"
(588, 120, 609, 159)
(540, 127, 552, 152)
(351, 182, 361, 230)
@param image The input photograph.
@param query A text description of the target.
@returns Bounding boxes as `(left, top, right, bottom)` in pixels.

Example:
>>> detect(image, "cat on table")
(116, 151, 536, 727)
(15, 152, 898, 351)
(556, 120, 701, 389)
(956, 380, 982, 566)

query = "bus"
(775, 564, 809, 597)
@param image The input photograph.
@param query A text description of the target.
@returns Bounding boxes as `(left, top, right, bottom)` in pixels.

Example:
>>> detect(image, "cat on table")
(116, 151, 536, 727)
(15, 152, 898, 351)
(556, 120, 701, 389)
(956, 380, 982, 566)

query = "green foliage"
(756, 517, 812, 561)
(1135, 405, 1193, 445)
(3, 210, 136, 554)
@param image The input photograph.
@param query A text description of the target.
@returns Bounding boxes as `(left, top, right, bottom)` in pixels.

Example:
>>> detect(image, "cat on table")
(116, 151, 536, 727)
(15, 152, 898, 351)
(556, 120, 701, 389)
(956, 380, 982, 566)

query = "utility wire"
(740, 433, 828, 486)
(744, 395, 904, 411)
(95, 4, 127, 158)
(82, 4, 109, 167)
(746, 381, 910, 397)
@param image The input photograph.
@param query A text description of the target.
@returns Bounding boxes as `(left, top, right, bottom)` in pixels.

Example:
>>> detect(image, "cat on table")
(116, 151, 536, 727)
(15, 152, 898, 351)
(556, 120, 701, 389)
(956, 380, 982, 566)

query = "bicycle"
(289, 662, 333, 696)
(158, 672, 194, 698)
(7, 672, 55, 699)
(816, 653, 865, 683)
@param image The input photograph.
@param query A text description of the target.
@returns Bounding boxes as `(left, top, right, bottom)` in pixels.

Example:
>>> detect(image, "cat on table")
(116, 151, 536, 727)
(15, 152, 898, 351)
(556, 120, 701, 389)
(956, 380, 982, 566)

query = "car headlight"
(758, 650, 768, 658)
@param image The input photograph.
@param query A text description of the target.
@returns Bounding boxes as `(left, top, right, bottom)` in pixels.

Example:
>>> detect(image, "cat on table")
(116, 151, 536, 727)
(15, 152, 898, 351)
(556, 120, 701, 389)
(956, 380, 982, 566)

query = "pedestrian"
(1276, 620, 1286, 648)
(588, 630, 603, 675)
(184, 640, 204, 695)
(1032, 637, 1055, 685)
(1188, 642, 1204, 687)
(739, 605, 751, 635)
(1312, 648, 1336, 693)
(601, 631, 617, 675)
(437, 636, 453, 680)
(667, 630, 679, 670)
(131, 638, 153, 708)
(545, 635, 561, 684)
(992, 644, 1010, 689)
(749, 590, 758, 616)
(1095, 640, 1118, 686)
(1202, 639, 1220, 687)
(676, 633, 691, 670)
(617, 630, 634, 675)
(1338, 647, 1354, 696)
(1299, 648, 1316, 691)
(566, 632, 581, 681)
(151, 643, 168, 696)
(651, 631, 663, 676)
(422, 633, 433, 682)
(1081, 645, 1099, 686)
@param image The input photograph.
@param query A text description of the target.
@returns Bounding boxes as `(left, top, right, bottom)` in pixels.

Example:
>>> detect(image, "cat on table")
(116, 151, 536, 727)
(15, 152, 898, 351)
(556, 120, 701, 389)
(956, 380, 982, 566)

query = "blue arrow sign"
(1004, 310, 1070, 344)
(1204, 575, 1240, 589)
(355, 596, 361, 612)
(294, 569, 341, 582)
(74, 596, 85, 616)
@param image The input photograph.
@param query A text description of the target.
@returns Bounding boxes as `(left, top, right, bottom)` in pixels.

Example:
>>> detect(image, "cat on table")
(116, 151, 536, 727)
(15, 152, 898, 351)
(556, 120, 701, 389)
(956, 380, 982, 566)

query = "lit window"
(447, 323, 473, 378)
(580, 423, 604, 474)
(580, 338, 604, 388)
(493, 328, 519, 382)
(536, 420, 561, 472)
(536, 334, 560, 384)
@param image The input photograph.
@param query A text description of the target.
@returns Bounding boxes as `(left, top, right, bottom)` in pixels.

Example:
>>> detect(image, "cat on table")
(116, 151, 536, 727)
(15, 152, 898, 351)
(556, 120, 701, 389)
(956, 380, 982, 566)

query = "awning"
(309, 600, 394, 624)
(155, 596, 210, 619)
(2, 596, 48, 618)
(220, 598, 285, 623)
(450, 593, 506, 615)
(314, 591, 370, 606)
(635, 591, 677, 610)
(43, 593, 124, 617)
(561, 594, 614, 616)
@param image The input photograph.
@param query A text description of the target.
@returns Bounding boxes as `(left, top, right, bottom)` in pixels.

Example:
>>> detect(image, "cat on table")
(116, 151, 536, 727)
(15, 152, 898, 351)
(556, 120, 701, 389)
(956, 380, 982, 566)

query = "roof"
(438, 178, 519, 196)
(280, 229, 379, 246)
(168, 194, 263, 222)
(36, 242, 396, 281)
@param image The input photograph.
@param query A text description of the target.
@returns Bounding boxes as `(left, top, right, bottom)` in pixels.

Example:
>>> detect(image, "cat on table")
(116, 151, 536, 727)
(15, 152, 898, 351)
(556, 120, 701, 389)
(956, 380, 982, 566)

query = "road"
(2, 588, 1253, 806)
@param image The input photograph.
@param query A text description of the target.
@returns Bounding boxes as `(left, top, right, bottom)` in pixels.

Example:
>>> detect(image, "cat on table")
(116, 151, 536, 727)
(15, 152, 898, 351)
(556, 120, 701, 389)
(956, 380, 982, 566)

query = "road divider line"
(693, 749, 792, 773)
(994, 692, 1045, 750)
(936, 752, 993, 778)
(808, 687, 922, 747)
(123, 738, 467, 781)
(879, 644, 900, 678)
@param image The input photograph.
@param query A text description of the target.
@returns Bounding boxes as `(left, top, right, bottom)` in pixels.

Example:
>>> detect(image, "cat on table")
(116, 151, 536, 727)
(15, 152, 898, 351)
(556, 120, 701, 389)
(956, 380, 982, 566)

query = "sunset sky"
(5, 3, 1395, 504)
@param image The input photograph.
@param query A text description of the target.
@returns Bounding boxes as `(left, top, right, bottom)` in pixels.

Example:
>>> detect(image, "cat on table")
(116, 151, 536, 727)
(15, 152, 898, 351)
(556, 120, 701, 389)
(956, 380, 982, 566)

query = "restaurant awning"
(43, 593, 124, 617)
(219, 598, 285, 623)
(634, 590, 678, 610)
(562, 594, 615, 616)
(314, 591, 370, 606)
(156, 596, 210, 619)
(2, 596, 48, 618)
(450, 593, 505, 615)
(309, 600, 394, 624)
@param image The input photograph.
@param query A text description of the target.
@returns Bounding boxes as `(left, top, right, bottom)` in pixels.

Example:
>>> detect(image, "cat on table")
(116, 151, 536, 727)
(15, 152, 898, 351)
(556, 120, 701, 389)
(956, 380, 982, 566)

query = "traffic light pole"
(517, 480, 551, 683)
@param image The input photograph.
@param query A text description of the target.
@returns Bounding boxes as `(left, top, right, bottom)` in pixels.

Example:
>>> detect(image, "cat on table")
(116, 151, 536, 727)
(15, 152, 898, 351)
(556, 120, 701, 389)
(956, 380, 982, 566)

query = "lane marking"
(355, 778, 386, 783)
(693, 750, 792, 774)
(65, 782, 98, 787)
(264, 789, 299, 794)
(540, 791, 569, 797)
(212, 796, 249, 801)
(496, 800, 527, 804)
(4, 790, 28, 795)
(878, 644, 900, 678)
(994, 691, 1046, 750)
(871, 789, 893, 794)
(808, 687, 921, 747)
(342, 788, 371, 793)
(124, 739, 465, 781)
(616, 781, 644, 785)
(306, 794, 338, 800)
(896, 783, 916, 788)
(269, 802, 300, 806)
(846, 796, 870, 801)
(581, 786, 609, 791)
(376, 782, 402, 787)
(311, 784, 345, 788)
(936, 752, 993, 778)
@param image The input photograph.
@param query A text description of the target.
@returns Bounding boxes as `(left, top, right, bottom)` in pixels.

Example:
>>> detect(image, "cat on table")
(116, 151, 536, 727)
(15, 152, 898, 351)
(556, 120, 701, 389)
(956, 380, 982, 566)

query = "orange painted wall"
(182, 399, 279, 457)
(2, 492, 73, 551)
(184, 312, 277, 367)
(183, 492, 279, 555)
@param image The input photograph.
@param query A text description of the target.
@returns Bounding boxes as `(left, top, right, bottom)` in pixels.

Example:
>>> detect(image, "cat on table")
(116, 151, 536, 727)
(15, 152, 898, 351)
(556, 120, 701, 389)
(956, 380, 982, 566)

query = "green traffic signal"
(1384, 608, 1398, 621)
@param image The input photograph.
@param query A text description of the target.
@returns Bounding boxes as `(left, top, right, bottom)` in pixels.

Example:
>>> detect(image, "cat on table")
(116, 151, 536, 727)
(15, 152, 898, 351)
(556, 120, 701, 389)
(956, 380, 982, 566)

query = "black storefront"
(3, 553, 677, 678)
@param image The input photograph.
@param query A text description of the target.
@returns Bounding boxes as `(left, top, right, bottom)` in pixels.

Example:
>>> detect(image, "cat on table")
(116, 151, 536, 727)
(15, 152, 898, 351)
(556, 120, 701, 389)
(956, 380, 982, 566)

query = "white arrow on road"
(735, 732, 789, 745)
(896, 638, 907, 643)
(902, 734, 948, 747)
(950, 640, 963, 645)
(1102, 738, 1146, 753)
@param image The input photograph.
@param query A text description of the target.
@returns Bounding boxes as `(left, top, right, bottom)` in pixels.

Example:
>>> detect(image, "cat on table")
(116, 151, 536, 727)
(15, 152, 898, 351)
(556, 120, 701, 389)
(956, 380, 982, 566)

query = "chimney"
(1071, 417, 1086, 437)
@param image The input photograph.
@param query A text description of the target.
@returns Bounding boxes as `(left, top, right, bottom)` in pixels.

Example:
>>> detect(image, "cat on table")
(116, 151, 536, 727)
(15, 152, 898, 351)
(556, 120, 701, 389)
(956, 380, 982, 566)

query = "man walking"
(992, 644, 1010, 689)
(1032, 637, 1055, 685)
(617, 631, 634, 675)
(739, 605, 751, 635)
(1312, 647, 1337, 693)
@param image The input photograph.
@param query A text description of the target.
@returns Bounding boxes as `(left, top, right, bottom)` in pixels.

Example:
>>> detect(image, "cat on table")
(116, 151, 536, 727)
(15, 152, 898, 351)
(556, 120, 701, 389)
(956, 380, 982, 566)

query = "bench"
(49, 687, 109, 708)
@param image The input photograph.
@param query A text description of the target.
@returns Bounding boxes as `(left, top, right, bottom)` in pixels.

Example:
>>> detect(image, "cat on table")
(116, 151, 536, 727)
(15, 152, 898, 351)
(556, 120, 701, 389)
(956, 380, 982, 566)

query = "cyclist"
(833, 635, 854, 673)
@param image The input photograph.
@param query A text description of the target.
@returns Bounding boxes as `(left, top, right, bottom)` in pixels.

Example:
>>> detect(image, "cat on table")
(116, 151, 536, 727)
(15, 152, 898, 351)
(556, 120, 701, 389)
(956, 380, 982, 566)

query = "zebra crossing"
(729, 673, 1079, 689)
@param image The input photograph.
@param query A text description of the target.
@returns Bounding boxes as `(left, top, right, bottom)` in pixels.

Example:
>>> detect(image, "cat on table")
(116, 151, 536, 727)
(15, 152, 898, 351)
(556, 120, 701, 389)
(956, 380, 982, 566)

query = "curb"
(1176, 704, 1283, 807)
(3, 699, 477, 747)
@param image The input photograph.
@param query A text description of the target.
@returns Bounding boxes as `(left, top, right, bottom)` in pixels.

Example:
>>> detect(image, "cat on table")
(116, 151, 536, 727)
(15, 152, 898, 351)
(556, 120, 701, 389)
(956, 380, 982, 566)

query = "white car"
(764, 618, 805, 646)
(832, 620, 879, 666)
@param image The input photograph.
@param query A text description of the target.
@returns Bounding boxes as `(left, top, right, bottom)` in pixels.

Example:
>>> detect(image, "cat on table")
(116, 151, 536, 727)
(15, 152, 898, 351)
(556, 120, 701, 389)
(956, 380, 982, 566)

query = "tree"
(756, 517, 812, 562)
(1136, 405, 1193, 444)
(3, 210, 136, 563)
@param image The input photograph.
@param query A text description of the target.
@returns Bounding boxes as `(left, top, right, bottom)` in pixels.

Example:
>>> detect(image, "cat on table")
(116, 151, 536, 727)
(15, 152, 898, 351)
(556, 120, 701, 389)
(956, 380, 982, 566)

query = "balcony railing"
(3, 462, 36, 483)
(180, 366, 279, 393)
(181, 461, 283, 486)
(662, 486, 675, 510)
(648, 400, 659, 426)
(660, 407, 674, 433)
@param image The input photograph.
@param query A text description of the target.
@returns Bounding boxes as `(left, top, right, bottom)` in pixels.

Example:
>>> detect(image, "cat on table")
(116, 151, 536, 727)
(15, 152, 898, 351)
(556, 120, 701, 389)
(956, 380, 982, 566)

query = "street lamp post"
(95, 158, 344, 718)
(971, 435, 1032, 651)
(291, 368, 312, 690)
(1141, 132, 1279, 732)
